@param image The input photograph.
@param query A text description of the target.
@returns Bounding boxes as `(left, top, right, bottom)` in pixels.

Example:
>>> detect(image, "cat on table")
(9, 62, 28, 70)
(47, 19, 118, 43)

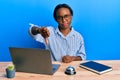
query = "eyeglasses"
(56, 14, 71, 21)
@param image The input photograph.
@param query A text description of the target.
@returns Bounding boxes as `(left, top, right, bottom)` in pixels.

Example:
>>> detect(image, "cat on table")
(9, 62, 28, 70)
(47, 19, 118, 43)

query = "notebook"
(79, 61, 112, 74)
(9, 47, 60, 75)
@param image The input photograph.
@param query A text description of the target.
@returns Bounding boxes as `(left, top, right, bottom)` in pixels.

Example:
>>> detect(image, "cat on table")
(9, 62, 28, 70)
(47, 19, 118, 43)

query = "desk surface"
(0, 60, 120, 80)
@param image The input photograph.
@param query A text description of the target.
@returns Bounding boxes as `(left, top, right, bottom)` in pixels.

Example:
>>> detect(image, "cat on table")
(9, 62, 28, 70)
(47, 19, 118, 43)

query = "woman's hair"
(53, 3, 73, 21)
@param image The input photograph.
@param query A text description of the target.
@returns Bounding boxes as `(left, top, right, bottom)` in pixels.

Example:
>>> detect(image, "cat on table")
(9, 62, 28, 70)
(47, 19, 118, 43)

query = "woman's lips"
(63, 23, 67, 27)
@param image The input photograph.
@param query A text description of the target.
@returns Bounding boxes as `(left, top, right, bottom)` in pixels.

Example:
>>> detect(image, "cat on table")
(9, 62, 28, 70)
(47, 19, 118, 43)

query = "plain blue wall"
(0, 0, 120, 61)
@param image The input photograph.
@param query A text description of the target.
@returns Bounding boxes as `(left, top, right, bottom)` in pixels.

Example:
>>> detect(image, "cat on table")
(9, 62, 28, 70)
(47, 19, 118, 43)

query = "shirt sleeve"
(76, 36, 86, 60)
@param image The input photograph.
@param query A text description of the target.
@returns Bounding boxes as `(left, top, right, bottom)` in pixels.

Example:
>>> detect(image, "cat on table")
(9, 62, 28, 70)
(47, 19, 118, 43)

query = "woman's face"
(56, 8, 72, 29)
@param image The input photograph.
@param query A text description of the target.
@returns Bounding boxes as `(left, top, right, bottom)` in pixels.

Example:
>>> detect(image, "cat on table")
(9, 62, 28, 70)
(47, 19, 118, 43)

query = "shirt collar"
(55, 27, 75, 38)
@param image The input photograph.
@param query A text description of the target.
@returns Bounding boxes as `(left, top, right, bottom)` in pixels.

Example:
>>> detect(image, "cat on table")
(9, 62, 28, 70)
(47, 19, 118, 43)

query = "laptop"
(9, 47, 60, 75)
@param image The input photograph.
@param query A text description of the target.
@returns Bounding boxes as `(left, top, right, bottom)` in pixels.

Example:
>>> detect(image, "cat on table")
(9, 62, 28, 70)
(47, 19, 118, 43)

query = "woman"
(29, 3, 86, 63)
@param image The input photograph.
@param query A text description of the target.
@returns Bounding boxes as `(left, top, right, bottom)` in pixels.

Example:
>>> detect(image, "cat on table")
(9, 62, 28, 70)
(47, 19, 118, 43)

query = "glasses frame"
(56, 14, 71, 21)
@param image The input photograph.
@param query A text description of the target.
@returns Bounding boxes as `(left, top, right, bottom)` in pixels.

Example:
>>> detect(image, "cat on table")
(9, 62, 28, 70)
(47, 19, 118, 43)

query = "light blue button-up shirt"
(29, 26, 86, 61)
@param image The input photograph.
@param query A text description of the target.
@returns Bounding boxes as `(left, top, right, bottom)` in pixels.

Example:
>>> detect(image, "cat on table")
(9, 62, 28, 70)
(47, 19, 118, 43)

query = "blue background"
(0, 0, 120, 61)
